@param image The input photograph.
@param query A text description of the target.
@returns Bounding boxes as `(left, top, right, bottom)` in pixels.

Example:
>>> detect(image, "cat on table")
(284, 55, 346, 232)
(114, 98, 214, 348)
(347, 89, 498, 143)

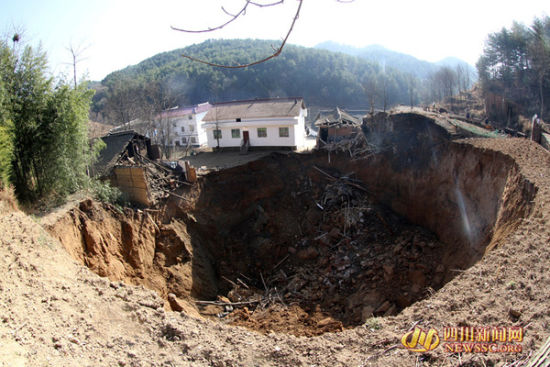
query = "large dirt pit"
(47, 114, 537, 338)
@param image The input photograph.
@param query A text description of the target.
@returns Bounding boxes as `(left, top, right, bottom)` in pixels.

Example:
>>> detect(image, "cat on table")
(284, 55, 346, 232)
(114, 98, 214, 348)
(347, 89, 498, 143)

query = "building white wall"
(205, 114, 308, 149)
(169, 112, 208, 147)
(195, 110, 209, 146)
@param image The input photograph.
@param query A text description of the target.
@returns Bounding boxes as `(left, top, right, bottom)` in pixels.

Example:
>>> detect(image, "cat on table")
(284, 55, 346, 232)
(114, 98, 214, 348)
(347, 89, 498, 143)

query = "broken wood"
(260, 272, 268, 292)
(526, 335, 550, 367)
(271, 254, 289, 271)
(221, 276, 238, 288)
(195, 300, 260, 306)
(236, 278, 250, 289)
(161, 189, 191, 202)
(313, 165, 369, 193)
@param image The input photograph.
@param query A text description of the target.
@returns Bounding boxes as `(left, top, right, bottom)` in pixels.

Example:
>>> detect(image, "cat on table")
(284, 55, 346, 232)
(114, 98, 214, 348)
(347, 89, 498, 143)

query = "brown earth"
(2, 113, 550, 366)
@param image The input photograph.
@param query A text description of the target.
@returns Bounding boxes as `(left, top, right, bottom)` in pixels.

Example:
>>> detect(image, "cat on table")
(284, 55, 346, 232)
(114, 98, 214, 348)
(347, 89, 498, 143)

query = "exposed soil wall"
(359, 113, 536, 263)
(46, 200, 215, 317)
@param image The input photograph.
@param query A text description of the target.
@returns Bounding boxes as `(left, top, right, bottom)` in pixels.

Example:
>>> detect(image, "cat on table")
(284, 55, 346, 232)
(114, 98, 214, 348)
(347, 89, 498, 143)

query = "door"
(243, 131, 249, 144)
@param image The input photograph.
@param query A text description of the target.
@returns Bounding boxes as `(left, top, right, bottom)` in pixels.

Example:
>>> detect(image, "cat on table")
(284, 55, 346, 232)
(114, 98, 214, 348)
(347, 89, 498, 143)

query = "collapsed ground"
(45, 112, 538, 345)
(2, 138, 547, 366)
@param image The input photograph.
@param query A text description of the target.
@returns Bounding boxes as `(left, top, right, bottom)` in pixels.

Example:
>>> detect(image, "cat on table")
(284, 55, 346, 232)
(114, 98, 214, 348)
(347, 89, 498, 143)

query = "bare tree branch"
(171, 0, 284, 34)
(247, 1, 285, 7)
(221, 6, 238, 18)
(171, 0, 353, 69)
(64, 43, 90, 88)
(177, 0, 303, 69)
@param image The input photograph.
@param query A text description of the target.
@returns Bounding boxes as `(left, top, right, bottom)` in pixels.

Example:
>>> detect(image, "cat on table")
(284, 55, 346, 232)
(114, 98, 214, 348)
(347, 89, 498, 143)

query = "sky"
(1, 0, 548, 81)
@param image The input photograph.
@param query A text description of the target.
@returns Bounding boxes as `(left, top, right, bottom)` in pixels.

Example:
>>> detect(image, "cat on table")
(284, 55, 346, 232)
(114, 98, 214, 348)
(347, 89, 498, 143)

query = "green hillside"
(94, 39, 416, 123)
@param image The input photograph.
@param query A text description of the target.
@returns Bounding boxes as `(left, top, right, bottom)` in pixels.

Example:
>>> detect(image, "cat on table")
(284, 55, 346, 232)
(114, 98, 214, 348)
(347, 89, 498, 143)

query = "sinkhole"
(47, 114, 536, 336)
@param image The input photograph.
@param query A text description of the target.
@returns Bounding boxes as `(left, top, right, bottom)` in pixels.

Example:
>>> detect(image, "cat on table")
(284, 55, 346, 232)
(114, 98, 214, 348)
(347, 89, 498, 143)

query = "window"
(181, 126, 185, 132)
(190, 125, 195, 132)
(188, 115, 193, 120)
(236, 118, 241, 122)
(213, 129, 222, 139)
(279, 127, 289, 137)
(172, 123, 177, 127)
(182, 137, 187, 144)
(231, 129, 240, 138)
(175, 140, 180, 146)
(257, 127, 267, 138)
(190, 137, 196, 144)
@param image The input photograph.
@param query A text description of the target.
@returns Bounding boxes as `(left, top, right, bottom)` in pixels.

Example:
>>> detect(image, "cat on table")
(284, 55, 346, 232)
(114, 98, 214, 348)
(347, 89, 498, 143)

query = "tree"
(0, 35, 95, 202)
(379, 72, 388, 113)
(435, 67, 456, 99)
(140, 78, 177, 146)
(0, 66, 13, 187)
(362, 77, 377, 115)
(529, 18, 550, 118)
(477, 16, 550, 122)
(103, 75, 142, 124)
(407, 74, 416, 110)
(66, 43, 89, 89)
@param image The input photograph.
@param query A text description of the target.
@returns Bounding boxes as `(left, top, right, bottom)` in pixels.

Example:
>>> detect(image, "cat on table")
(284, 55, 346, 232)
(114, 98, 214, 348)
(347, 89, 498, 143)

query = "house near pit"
(202, 97, 308, 152)
(109, 102, 212, 148)
(158, 102, 212, 147)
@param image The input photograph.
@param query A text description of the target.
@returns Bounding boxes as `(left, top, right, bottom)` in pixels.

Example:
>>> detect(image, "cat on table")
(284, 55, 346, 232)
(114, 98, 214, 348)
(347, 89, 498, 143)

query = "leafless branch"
(248, 1, 285, 7)
(172, 0, 353, 69)
(221, 6, 238, 17)
(171, 0, 284, 34)
(64, 42, 90, 88)
(177, 0, 303, 69)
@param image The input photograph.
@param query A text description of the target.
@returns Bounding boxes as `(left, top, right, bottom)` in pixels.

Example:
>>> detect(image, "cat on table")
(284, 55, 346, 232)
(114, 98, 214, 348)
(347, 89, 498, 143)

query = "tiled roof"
(159, 102, 211, 119)
(314, 107, 361, 127)
(91, 131, 149, 177)
(203, 97, 305, 122)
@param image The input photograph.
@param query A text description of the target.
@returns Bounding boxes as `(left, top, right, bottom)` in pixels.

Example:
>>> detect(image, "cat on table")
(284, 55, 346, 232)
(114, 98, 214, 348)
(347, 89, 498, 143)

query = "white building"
(158, 102, 212, 147)
(202, 97, 308, 150)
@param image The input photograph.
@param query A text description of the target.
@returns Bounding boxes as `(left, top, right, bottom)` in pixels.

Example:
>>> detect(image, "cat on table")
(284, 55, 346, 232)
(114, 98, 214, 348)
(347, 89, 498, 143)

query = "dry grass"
(0, 186, 18, 213)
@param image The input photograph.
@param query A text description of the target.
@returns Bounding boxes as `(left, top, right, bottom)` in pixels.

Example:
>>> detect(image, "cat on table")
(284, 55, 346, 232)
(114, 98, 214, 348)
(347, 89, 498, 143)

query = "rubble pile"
(319, 130, 376, 160)
(199, 169, 450, 336)
(116, 152, 188, 206)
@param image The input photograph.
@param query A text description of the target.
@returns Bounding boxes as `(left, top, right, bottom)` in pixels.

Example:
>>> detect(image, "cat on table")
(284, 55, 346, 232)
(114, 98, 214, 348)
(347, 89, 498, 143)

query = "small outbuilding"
(314, 107, 362, 146)
(92, 131, 154, 206)
(92, 131, 153, 178)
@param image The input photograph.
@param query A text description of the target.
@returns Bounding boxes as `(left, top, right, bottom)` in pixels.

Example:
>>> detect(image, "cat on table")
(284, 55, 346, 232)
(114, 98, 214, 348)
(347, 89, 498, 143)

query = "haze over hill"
(315, 41, 477, 80)
(93, 39, 474, 123)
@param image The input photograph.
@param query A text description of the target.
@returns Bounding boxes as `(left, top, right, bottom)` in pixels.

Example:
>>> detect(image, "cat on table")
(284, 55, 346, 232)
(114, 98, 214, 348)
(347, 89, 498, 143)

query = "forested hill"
(94, 39, 417, 123)
(315, 41, 476, 80)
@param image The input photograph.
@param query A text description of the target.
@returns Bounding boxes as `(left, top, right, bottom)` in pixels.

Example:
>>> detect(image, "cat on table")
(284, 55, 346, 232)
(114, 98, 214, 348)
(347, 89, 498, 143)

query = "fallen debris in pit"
(318, 129, 375, 161)
(314, 107, 376, 160)
(193, 167, 451, 337)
